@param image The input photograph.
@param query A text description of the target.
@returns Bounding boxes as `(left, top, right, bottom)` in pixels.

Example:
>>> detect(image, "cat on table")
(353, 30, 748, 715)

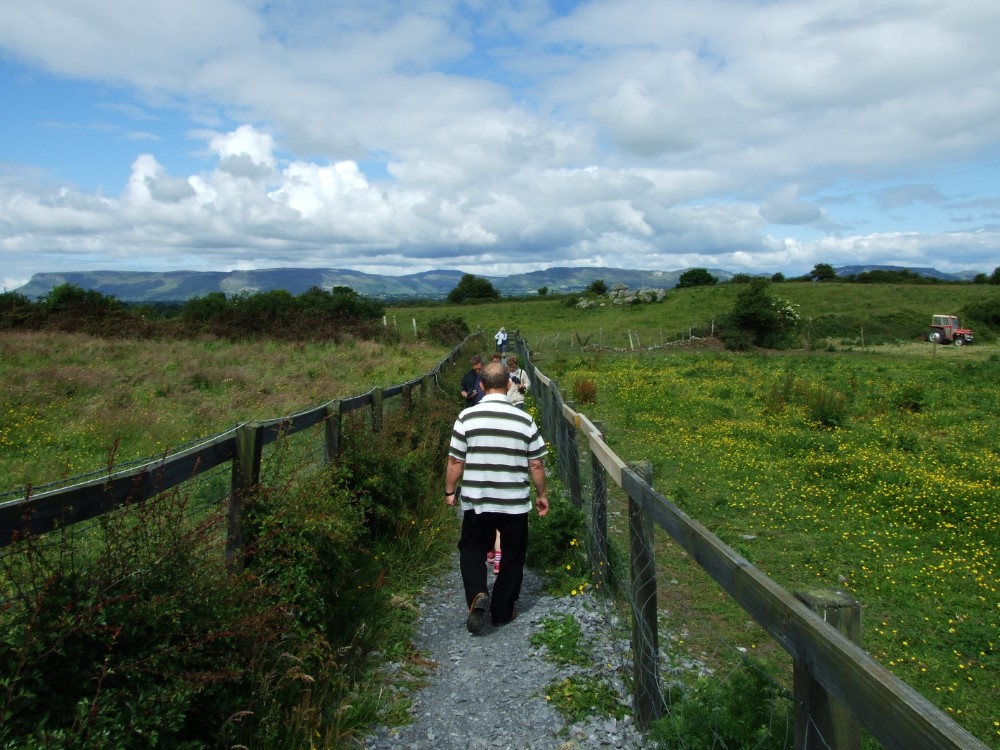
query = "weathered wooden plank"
(383, 384, 404, 399)
(339, 393, 372, 412)
(0, 432, 237, 545)
(620, 470, 988, 750)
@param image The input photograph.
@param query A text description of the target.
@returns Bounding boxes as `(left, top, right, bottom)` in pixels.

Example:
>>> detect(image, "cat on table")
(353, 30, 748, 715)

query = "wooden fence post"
(628, 460, 661, 728)
(371, 388, 383, 433)
(228, 422, 263, 574)
(402, 382, 412, 409)
(324, 401, 342, 463)
(590, 420, 610, 595)
(794, 588, 863, 750)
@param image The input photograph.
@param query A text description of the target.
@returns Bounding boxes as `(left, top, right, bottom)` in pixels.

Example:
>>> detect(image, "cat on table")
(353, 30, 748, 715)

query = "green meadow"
(2, 280, 999, 746)
(391, 280, 999, 350)
(531, 344, 1000, 746)
(0, 331, 450, 490)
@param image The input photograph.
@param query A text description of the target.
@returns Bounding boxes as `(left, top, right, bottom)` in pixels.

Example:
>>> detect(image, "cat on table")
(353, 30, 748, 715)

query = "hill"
(12, 264, 970, 302)
(12, 266, 734, 302)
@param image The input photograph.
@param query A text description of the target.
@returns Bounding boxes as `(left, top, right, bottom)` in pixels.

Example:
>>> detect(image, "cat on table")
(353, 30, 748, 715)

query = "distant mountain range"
(11, 264, 976, 302)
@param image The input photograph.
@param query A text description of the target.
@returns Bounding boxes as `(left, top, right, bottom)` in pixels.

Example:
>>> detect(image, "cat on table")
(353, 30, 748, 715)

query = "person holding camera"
(506, 354, 530, 410)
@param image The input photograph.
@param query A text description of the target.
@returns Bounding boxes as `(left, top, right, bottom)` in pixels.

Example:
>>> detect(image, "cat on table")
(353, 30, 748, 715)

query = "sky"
(2, 0, 1000, 291)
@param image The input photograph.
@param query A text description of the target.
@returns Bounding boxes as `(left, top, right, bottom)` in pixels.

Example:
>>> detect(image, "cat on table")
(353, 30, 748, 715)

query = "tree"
(676, 268, 717, 288)
(724, 277, 799, 349)
(727, 273, 753, 284)
(771, 272, 786, 283)
(447, 274, 500, 303)
(587, 279, 608, 295)
(990, 266, 1000, 285)
(810, 263, 837, 282)
(44, 283, 121, 314)
(537, 286, 549, 296)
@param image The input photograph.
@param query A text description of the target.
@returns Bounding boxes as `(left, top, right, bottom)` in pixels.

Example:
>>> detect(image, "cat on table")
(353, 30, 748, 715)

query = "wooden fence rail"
(516, 337, 988, 750)
(0, 336, 476, 568)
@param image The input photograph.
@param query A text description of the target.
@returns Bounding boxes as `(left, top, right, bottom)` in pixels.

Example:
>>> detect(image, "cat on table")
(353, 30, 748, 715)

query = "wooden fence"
(0, 335, 478, 572)
(517, 337, 989, 750)
(1, 329, 990, 749)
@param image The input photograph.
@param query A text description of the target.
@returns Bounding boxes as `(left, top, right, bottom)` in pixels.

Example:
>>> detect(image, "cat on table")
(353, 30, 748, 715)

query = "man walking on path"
(459, 354, 484, 407)
(444, 362, 549, 634)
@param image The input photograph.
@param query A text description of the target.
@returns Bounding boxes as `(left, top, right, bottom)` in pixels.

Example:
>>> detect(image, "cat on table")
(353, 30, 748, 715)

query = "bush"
(723, 278, 801, 349)
(426, 315, 470, 346)
(0, 393, 459, 748)
(572, 378, 597, 405)
(528, 494, 588, 593)
(0, 491, 283, 748)
(651, 658, 793, 750)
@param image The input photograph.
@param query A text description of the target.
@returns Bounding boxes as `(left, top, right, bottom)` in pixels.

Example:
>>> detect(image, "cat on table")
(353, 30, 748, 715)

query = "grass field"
(0, 331, 450, 491)
(3, 282, 999, 746)
(389, 281, 1000, 350)
(541, 343, 999, 747)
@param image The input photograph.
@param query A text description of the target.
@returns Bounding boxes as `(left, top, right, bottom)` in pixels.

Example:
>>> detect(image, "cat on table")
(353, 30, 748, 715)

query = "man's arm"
(444, 456, 465, 506)
(528, 457, 548, 516)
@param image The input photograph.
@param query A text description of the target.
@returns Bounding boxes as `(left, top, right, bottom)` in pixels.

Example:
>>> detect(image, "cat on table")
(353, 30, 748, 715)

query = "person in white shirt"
(444, 362, 548, 633)
(494, 326, 508, 354)
(505, 354, 530, 410)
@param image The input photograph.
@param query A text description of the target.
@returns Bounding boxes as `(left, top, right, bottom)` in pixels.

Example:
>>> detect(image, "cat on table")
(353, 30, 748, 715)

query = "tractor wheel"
(954, 337, 964, 346)
(928, 330, 943, 344)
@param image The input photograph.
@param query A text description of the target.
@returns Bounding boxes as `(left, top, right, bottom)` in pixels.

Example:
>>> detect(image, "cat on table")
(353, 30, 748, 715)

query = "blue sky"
(2, 0, 999, 291)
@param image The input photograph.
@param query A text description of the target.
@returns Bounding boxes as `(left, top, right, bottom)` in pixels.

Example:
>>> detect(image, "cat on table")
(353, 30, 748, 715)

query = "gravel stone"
(358, 551, 649, 750)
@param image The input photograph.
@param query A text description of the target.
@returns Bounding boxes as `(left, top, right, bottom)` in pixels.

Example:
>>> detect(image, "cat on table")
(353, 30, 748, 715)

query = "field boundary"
(0, 334, 479, 566)
(518, 335, 989, 750)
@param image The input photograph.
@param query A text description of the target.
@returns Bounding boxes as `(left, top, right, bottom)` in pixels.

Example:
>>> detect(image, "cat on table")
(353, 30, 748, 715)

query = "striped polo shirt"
(449, 394, 548, 514)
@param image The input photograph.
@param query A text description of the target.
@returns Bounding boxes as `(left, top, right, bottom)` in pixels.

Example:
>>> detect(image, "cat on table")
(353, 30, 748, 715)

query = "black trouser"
(458, 509, 528, 624)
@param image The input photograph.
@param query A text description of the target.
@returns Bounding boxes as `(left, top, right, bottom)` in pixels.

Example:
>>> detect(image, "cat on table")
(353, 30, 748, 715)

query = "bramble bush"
(0, 391, 459, 748)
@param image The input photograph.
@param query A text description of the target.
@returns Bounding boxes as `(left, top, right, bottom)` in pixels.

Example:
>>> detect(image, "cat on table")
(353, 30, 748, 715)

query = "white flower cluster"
(773, 297, 801, 326)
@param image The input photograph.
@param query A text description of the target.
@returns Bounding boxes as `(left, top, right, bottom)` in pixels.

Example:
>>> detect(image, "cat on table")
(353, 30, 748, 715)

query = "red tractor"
(927, 314, 974, 345)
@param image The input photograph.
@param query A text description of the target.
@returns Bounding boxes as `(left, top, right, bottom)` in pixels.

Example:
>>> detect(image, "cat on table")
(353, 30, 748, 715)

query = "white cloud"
(1, 0, 1000, 284)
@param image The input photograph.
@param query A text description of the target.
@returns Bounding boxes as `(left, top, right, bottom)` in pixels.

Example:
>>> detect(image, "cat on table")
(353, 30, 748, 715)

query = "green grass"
(544, 347, 1000, 747)
(390, 281, 1000, 351)
(0, 331, 450, 490)
(4, 283, 1000, 745)
(0, 356, 464, 748)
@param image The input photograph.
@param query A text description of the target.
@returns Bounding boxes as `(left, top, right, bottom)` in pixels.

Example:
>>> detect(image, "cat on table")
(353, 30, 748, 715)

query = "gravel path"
(358, 551, 649, 750)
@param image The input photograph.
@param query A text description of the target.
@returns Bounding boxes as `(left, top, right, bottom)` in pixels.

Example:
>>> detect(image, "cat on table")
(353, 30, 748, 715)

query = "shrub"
(528, 495, 588, 593)
(720, 328, 754, 351)
(651, 658, 793, 750)
(572, 378, 597, 405)
(800, 382, 852, 427)
(893, 382, 927, 413)
(0, 391, 459, 748)
(426, 315, 470, 346)
(0, 490, 284, 748)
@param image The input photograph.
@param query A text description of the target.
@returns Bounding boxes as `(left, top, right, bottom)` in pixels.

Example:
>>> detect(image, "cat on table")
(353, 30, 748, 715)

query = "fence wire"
(0, 334, 481, 623)
(528, 322, 717, 356)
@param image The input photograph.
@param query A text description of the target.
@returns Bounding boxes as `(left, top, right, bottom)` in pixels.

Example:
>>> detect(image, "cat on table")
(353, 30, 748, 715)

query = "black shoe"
(492, 608, 517, 627)
(467, 592, 490, 634)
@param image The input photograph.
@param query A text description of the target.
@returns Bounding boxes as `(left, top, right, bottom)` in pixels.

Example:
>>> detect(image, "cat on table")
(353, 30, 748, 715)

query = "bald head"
(480, 362, 510, 392)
